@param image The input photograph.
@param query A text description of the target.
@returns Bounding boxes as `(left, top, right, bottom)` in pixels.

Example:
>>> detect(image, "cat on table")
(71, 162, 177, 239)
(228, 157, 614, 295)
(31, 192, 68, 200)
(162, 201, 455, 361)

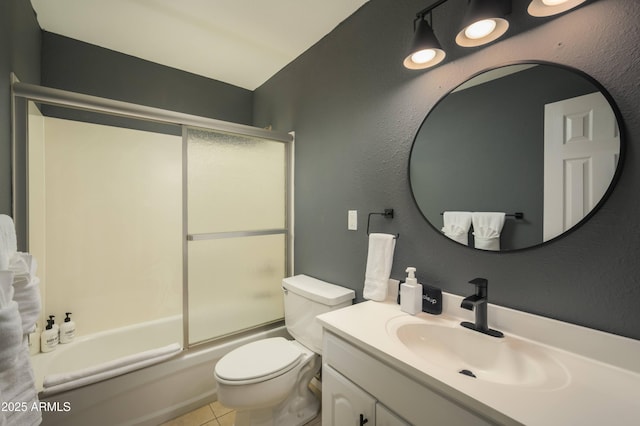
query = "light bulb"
(464, 19, 497, 40)
(542, 0, 568, 5)
(411, 49, 437, 64)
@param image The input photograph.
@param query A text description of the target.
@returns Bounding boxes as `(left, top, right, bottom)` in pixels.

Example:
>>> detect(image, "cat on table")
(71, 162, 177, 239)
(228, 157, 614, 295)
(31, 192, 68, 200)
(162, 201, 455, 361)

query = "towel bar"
(440, 212, 524, 219)
(366, 209, 399, 238)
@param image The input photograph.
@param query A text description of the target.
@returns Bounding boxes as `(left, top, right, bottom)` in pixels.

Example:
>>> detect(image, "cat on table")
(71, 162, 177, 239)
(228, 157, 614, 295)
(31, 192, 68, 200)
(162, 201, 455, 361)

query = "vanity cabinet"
(323, 364, 408, 426)
(321, 331, 498, 426)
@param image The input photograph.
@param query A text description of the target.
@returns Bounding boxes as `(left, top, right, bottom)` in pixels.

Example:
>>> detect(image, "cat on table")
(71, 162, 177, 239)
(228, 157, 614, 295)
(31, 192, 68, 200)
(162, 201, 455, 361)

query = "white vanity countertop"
(317, 296, 640, 425)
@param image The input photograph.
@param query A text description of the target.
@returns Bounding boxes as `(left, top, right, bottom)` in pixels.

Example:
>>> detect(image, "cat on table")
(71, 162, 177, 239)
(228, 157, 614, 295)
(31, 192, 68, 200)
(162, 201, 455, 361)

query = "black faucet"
(460, 278, 503, 338)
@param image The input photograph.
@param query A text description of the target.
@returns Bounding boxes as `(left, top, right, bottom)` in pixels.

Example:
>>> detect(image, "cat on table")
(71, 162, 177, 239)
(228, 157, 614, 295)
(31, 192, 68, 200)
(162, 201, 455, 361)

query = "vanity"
(317, 294, 640, 425)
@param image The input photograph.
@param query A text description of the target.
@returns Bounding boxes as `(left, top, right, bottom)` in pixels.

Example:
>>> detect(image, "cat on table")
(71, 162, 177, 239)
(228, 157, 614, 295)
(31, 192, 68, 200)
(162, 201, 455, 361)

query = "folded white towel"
(0, 215, 17, 271)
(441, 211, 473, 245)
(363, 233, 396, 302)
(0, 268, 41, 425)
(0, 271, 14, 309)
(12, 277, 41, 335)
(472, 212, 506, 251)
(0, 300, 22, 371)
(41, 343, 182, 397)
(0, 338, 41, 426)
(8, 253, 41, 334)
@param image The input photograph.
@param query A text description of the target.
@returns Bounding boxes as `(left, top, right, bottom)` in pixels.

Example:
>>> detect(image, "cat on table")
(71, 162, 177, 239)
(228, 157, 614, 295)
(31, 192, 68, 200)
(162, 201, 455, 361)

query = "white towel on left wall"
(363, 233, 396, 301)
(9, 254, 41, 334)
(0, 215, 17, 271)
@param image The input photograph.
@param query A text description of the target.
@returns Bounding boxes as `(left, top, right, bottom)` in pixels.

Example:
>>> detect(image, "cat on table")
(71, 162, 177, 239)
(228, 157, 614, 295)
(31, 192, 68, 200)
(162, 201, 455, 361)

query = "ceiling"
(30, 0, 369, 91)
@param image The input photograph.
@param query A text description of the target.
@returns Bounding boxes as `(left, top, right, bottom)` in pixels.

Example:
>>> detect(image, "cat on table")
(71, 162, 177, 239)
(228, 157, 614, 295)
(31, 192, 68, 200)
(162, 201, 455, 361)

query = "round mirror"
(409, 62, 624, 251)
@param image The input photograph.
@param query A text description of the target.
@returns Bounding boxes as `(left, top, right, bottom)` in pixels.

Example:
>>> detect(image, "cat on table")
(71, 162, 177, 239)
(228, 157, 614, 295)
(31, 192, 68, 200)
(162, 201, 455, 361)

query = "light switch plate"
(348, 210, 358, 230)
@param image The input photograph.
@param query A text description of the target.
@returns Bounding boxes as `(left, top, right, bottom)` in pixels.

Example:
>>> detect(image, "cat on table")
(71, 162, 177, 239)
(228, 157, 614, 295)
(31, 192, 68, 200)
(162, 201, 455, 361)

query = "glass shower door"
(186, 128, 290, 345)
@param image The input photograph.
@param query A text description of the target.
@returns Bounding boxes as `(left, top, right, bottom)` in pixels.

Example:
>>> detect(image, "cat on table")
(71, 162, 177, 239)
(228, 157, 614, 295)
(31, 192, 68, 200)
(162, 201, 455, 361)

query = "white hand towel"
(363, 233, 396, 301)
(472, 212, 506, 251)
(0, 215, 17, 271)
(441, 211, 472, 245)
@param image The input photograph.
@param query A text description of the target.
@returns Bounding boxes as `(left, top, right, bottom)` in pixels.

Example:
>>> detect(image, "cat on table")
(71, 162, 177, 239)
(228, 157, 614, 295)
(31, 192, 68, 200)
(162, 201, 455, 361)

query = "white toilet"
(214, 274, 355, 426)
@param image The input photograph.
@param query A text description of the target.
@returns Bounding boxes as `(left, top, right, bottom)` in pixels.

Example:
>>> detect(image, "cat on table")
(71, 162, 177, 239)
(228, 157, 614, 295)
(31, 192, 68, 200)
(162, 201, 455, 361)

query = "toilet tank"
(282, 275, 355, 354)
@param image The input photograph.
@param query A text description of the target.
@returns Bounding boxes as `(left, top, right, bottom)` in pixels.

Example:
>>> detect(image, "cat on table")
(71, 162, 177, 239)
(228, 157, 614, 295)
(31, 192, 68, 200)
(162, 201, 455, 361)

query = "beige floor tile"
(159, 404, 215, 426)
(210, 400, 234, 418)
(215, 411, 236, 426)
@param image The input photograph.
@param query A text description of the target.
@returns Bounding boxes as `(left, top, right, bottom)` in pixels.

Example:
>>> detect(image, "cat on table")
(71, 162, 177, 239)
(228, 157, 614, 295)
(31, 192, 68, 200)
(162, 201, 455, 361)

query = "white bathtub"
(30, 316, 287, 426)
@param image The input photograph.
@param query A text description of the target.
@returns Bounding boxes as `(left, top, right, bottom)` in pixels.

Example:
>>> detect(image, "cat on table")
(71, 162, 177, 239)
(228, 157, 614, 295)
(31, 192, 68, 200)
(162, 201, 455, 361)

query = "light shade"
(403, 17, 446, 70)
(455, 0, 511, 47)
(528, 0, 588, 17)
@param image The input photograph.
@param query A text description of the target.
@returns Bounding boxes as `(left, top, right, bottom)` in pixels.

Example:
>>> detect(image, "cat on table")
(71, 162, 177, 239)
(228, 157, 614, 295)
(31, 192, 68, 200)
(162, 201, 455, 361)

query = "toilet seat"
(215, 337, 303, 385)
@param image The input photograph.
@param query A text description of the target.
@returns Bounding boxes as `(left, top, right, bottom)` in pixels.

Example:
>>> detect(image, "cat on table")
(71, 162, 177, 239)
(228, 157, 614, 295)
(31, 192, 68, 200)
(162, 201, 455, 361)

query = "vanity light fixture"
(403, 11, 446, 70)
(403, 0, 512, 71)
(404, 0, 586, 70)
(527, 0, 588, 17)
(455, 0, 512, 47)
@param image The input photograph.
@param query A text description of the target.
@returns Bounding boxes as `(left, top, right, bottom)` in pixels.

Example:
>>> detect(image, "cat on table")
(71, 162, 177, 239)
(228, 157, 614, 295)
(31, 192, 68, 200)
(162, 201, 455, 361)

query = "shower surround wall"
(29, 116, 183, 335)
(253, 0, 640, 340)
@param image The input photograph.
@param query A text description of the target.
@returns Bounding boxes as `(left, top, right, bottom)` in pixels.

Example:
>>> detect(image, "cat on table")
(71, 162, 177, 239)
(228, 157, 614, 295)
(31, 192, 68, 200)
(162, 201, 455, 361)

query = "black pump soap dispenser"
(41, 319, 59, 352)
(60, 312, 76, 344)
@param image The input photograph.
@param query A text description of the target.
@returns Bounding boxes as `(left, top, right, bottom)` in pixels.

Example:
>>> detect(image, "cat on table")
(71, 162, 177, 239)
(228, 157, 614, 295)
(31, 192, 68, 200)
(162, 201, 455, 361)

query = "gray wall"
(254, 0, 640, 339)
(41, 32, 254, 127)
(0, 0, 41, 216)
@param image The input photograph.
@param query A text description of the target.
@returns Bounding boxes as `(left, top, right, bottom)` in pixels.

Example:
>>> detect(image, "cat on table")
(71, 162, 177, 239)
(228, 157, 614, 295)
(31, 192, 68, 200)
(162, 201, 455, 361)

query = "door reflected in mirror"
(409, 63, 623, 251)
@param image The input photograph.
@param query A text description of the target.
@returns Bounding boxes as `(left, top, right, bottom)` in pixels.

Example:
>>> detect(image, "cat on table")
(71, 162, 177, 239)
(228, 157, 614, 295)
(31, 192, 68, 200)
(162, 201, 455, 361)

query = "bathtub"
(29, 316, 288, 426)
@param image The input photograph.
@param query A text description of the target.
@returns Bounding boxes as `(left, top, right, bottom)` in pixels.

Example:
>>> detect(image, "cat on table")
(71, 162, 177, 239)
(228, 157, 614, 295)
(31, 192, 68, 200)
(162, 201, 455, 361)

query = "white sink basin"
(387, 316, 569, 390)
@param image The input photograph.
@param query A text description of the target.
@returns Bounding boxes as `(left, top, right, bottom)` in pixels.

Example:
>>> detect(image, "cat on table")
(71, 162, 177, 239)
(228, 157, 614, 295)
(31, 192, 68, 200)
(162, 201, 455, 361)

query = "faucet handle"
(468, 277, 488, 288)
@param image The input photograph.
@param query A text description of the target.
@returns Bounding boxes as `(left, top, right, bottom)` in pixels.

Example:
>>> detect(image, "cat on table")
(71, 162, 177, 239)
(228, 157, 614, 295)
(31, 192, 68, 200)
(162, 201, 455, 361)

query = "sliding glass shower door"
(186, 128, 290, 345)
(15, 81, 293, 349)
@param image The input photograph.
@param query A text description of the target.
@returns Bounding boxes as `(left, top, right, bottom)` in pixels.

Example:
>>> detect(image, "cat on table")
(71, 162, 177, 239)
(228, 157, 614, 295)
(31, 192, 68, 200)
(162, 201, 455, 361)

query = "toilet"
(214, 274, 355, 426)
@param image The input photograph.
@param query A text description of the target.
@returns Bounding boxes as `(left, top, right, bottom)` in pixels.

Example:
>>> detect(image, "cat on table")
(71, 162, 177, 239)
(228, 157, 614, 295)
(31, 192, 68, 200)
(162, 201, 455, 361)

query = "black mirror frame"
(407, 60, 626, 253)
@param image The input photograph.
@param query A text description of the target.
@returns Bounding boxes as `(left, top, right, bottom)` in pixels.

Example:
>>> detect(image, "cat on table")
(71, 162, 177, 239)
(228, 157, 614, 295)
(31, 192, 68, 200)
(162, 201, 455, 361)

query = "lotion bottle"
(400, 267, 422, 315)
(59, 312, 76, 344)
(41, 319, 59, 352)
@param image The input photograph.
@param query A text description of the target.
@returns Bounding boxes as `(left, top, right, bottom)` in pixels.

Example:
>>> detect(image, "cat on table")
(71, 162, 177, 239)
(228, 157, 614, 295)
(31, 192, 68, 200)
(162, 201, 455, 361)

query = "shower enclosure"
(12, 78, 293, 348)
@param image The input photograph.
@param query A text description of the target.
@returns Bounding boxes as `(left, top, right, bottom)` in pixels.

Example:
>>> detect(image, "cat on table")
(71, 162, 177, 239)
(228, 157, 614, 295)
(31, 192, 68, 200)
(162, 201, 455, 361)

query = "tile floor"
(160, 400, 322, 426)
(160, 385, 322, 426)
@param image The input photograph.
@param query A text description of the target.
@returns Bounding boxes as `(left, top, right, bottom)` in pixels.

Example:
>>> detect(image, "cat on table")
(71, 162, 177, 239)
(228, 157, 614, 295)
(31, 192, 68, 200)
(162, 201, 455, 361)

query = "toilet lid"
(215, 337, 302, 382)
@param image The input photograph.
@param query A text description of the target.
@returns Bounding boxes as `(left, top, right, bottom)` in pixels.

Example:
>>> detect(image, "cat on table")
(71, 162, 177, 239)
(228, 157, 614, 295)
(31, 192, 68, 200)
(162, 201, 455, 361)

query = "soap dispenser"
(400, 267, 422, 315)
(59, 312, 76, 344)
(49, 314, 59, 338)
(41, 319, 59, 352)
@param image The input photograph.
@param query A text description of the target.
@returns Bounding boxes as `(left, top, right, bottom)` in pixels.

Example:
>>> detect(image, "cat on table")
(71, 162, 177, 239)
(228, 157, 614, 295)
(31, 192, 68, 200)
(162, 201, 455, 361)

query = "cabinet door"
(376, 404, 410, 426)
(323, 365, 375, 426)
